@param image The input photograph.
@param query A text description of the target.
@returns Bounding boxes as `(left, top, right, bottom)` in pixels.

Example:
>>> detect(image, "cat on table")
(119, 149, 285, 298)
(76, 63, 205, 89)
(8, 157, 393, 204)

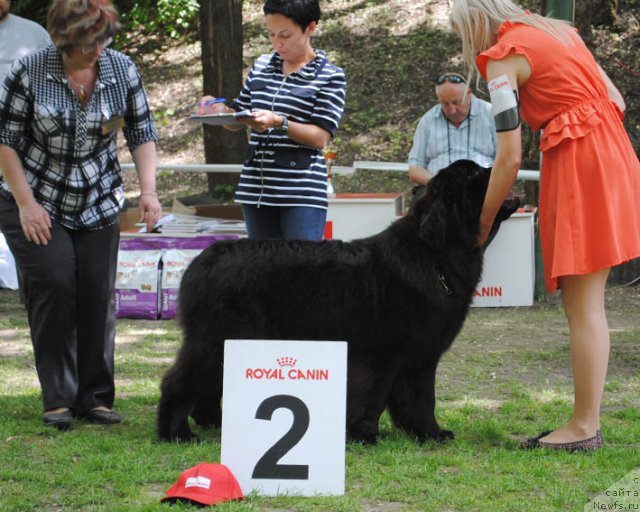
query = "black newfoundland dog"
(157, 160, 519, 443)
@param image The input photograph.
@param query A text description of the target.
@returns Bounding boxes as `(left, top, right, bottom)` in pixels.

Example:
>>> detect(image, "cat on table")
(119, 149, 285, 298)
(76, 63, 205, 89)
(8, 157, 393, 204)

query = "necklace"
(67, 75, 88, 103)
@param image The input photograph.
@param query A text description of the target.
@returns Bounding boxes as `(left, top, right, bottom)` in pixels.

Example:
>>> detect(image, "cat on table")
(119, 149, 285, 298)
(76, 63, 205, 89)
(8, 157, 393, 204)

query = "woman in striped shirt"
(198, 0, 346, 240)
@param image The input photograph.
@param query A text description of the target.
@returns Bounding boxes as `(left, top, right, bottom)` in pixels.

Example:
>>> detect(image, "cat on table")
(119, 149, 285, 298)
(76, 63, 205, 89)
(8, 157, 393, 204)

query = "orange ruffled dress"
(477, 21, 640, 293)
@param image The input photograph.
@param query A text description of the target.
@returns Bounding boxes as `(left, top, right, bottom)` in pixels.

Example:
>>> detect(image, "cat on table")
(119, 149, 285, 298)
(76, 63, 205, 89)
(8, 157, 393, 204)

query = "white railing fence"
(121, 161, 541, 181)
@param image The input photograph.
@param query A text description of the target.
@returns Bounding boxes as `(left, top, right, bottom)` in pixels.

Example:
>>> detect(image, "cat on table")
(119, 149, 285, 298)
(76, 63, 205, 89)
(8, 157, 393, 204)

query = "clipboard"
(190, 110, 253, 126)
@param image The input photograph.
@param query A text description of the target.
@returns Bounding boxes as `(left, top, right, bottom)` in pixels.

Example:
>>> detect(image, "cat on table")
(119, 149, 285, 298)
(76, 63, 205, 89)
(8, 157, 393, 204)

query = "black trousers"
(0, 196, 120, 413)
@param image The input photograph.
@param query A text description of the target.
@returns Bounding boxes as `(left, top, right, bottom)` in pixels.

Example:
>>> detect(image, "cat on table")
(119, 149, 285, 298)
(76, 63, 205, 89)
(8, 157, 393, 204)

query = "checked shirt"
(0, 46, 157, 229)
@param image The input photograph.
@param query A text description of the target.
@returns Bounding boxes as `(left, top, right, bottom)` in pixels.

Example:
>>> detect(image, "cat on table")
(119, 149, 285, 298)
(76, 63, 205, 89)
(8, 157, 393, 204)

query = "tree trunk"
(541, 0, 620, 45)
(574, 0, 619, 29)
(200, 0, 248, 200)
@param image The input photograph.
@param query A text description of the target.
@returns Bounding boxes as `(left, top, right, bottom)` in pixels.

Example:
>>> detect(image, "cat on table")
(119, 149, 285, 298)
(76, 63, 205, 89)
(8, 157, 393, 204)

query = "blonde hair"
(450, 0, 575, 82)
(48, 0, 120, 51)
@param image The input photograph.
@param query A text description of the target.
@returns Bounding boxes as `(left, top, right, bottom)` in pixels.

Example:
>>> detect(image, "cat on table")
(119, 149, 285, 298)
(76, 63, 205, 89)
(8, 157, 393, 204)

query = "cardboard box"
(119, 202, 244, 236)
(119, 209, 144, 233)
(326, 193, 404, 241)
(471, 209, 536, 308)
(172, 196, 243, 220)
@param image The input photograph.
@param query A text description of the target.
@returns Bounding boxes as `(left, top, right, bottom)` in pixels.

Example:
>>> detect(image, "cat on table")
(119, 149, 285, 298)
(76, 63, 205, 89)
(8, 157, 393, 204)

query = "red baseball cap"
(161, 463, 243, 506)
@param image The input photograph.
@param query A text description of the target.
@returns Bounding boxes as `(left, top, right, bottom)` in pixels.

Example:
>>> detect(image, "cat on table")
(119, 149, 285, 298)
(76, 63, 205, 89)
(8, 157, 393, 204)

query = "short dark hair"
(263, 0, 321, 31)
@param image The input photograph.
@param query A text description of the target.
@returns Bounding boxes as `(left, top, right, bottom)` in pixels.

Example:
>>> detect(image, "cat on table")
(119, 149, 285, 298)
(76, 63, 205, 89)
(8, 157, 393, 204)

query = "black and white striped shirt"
(231, 49, 346, 210)
(0, 46, 157, 229)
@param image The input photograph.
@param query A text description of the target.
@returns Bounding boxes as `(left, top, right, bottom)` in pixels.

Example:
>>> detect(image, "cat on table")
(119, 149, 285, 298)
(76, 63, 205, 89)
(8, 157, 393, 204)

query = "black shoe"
(81, 408, 123, 425)
(43, 409, 74, 431)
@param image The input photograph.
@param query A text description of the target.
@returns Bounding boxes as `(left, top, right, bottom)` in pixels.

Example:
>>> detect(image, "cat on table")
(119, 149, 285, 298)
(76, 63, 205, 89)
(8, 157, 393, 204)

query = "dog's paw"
(420, 428, 455, 443)
(190, 413, 221, 428)
(173, 433, 200, 443)
(347, 428, 378, 445)
(347, 435, 378, 446)
(158, 430, 199, 443)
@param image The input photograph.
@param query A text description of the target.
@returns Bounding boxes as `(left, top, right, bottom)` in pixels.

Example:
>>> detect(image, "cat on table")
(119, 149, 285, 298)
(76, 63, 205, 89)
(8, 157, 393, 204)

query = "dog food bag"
(115, 237, 167, 319)
(160, 235, 237, 319)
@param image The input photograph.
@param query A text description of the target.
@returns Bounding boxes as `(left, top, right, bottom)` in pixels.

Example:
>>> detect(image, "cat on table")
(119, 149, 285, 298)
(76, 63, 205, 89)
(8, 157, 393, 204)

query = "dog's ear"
(417, 160, 485, 251)
(419, 199, 448, 250)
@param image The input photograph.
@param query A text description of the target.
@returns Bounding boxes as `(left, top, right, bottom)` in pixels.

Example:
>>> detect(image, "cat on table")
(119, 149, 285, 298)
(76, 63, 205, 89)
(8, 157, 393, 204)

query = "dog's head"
(411, 160, 520, 251)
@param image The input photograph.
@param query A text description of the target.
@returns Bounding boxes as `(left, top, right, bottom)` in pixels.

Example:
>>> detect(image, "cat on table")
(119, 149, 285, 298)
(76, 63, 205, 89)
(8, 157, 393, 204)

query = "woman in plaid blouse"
(0, 0, 159, 431)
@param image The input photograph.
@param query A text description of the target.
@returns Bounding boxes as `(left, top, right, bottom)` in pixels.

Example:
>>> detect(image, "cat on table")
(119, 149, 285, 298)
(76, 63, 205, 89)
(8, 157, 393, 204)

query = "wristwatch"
(276, 114, 289, 133)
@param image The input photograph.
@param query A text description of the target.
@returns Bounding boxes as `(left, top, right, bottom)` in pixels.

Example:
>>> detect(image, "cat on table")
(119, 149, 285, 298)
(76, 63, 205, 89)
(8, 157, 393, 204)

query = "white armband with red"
(488, 74, 520, 132)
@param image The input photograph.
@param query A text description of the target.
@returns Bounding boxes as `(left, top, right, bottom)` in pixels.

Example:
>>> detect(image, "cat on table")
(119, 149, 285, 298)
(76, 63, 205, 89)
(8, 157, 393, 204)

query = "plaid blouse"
(0, 46, 157, 229)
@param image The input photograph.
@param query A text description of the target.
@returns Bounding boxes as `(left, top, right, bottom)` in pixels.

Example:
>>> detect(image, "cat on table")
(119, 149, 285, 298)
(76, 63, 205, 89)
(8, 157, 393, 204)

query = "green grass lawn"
(0, 286, 638, 511)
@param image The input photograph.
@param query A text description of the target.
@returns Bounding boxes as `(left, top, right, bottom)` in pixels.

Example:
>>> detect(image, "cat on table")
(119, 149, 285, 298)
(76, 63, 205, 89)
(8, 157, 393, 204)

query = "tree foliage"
(117, 0, 200, 39)
(11, 0, 201, 39)
(9, 0, 49, 23)
(575, 0, 620, 35)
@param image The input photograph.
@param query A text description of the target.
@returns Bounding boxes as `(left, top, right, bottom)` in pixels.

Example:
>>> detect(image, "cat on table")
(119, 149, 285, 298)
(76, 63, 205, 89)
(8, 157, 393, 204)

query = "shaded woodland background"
(8, 0, 640, 281)
(10, 0, 640, 169)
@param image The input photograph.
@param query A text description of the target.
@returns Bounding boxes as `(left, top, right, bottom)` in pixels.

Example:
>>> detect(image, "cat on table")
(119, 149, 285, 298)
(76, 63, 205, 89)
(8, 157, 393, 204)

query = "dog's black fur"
(157, 160, 519, 443)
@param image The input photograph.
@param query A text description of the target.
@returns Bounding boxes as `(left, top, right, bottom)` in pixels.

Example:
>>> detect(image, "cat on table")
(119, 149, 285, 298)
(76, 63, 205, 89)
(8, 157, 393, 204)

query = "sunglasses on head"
(435, 73, 466, 85)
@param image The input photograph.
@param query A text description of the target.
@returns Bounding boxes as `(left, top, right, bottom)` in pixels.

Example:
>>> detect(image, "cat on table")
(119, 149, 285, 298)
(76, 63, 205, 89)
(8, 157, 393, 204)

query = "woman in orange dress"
(450, 0, 640, 451)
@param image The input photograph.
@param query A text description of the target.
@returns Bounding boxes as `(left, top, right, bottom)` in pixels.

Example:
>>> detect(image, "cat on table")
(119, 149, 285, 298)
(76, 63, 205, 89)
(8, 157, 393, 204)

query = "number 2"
(252, 394, 310, 480)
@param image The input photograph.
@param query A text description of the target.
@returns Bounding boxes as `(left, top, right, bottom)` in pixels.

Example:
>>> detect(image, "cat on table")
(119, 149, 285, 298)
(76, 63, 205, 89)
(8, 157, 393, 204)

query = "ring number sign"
(252, 395, 309, 480)
(221, 339, 347, 496)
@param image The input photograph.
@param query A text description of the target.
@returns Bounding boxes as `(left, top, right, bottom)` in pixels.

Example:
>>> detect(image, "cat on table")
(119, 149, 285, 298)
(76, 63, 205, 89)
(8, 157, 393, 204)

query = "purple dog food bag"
(115, 237, 168, 319)
(160, 235, 237, 319)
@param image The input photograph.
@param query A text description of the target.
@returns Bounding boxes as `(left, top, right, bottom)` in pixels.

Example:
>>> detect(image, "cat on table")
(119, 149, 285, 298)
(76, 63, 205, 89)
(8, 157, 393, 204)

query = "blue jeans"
(241, 204, 327, 240)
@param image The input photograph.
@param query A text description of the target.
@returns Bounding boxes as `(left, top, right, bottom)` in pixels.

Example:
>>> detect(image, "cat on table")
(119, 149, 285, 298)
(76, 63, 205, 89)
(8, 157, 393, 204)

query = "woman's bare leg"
(540, 268, 610, 444)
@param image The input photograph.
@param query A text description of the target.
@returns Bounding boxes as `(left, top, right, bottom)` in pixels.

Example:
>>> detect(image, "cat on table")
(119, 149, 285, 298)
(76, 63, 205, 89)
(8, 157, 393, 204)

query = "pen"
(198, 97, 226, 107)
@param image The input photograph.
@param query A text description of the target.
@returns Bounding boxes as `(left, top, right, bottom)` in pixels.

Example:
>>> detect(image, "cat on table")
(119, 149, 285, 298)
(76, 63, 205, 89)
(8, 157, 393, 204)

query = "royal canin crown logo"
(246, 356, 329, 381)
